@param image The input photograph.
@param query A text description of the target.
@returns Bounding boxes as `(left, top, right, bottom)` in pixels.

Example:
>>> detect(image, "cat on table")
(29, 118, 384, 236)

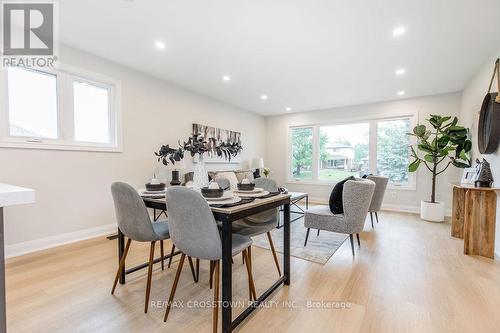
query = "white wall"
(0, 45, 266, 256)
(265, 93, 463, 213)
(460, 49, 500, 256)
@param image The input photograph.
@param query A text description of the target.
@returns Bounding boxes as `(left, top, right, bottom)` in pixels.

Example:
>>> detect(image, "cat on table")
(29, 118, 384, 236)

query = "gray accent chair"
(215, 177, 230, 190)
(367, 175, 389, 227)
(304, 179, 375, 256)
(110, 182, 171, 313)
(163, 186, 256, 332)
(232, 177, 281, 276)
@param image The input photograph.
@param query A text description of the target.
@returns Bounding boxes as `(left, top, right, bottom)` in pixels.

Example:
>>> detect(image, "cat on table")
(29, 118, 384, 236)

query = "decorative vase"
(193, 154, 209, 190)
(420, 200, 445, 222)
(170, 170, 181, 186)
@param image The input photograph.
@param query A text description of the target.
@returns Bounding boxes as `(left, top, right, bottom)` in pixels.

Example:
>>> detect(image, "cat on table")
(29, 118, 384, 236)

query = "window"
(288, 115, 416, 188)
(1, 65, 121, 151)
(73, 81, 110, 143)
(319, 123, 369, 181)
(291, 127, 313, 180)
(377, 118, 411, 186)
(7, 67, 58, 139)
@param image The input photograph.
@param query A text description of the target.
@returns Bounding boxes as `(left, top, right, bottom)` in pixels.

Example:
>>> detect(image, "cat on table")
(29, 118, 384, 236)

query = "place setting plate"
(138, 189, 166, 198)
(233, 187, 264, 194)
(234, 190, 270, 198)
(206, 195, 242, 205)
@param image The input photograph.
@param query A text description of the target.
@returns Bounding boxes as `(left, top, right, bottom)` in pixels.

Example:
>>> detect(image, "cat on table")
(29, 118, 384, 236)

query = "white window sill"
(0, 140, 122, 153)
(286, 179, 416, 191)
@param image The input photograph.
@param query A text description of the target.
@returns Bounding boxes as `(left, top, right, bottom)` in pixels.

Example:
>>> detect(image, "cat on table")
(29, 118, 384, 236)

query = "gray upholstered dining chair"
(110, 182, 171, 313)
(366, 175, 389, 227)
(163, 186, 256, 333)
(231, 177, 281, 276)
(215, 177, 230, 190)
(303, 179, 375, 256)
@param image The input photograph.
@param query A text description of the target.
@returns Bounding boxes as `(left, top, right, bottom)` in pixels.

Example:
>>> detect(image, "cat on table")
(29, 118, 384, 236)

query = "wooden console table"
(451, 184, 498, 259)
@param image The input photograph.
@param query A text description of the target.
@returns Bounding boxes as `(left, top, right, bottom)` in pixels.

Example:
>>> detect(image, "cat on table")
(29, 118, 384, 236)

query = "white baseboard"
(306, 197, 452, 217)
(5, 223, 117, 258)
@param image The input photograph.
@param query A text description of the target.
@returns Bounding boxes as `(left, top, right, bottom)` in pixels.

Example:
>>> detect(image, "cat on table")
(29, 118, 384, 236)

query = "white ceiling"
(60, 0, 500, 116)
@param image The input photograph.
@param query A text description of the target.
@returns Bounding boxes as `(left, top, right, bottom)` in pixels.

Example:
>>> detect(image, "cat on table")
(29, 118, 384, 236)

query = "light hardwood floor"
(6, 211, 500, 332)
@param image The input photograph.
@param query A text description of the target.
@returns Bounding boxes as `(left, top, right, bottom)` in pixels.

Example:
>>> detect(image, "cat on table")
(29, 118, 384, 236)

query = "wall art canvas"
(192, 123, 242, 164)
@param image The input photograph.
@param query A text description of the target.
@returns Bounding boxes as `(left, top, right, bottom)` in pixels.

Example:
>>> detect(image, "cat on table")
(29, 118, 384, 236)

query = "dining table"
(116, 191, 291, 333)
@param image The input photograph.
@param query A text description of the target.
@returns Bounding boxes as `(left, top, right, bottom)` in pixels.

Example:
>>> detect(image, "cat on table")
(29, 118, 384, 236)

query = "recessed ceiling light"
(393, 26, 406, 37)
(260, 95, 268, 100)
(155, 41, 166, 50)
(395, 68, 406, 76)
(222, 75, 231, 82)
(285, 107, 292, 112)
(397, 90, 406, 96)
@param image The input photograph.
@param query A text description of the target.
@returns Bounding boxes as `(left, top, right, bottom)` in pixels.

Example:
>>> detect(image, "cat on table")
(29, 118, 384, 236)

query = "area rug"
(252, 213, 348, 265)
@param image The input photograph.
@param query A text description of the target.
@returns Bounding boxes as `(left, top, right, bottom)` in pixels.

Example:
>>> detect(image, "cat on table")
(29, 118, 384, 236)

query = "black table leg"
(221, 218, 232, 333)
(306, 195, 309, 209)
(118, 228, 125, 284)
(283, 203, 290, 285)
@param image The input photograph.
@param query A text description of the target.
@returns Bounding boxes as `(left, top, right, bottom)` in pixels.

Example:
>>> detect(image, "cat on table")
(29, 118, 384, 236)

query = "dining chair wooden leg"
(145, 241, 156, 313)
(209, 260, 215, 289)
(356, 233, 360, 247)
(164, 253, 186, 322)
(304, 228, 311, 247)
(168, 244, 175, 268)
(242, 252, 245, 264)
(370, 212, 374, 228)
(242, 250, 252, 300)
(248, 246, 252, 268)
(111, 238, 132, 294)
(188, 256, 198, 283)
(160, 240, 165, 271)
(242, 249, 257, 301)
(266, 232, 281, 276)
(213, 260, 220, 333)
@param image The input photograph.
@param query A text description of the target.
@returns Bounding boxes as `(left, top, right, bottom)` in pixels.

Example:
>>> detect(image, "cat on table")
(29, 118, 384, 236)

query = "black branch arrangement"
(155, 133, 242, 165)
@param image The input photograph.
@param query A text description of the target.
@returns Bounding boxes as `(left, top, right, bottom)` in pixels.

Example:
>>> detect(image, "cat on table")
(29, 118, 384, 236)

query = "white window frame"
(286, 113, 418, 190)
(0, 63, 122, 152)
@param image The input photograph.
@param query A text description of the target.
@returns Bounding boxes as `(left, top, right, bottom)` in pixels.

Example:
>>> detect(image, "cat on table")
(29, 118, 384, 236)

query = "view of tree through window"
(377, 119, 411, 184)
(291, 127, 313, 179)
(319, 123, 370, 181)
(289, 117, 414, 186)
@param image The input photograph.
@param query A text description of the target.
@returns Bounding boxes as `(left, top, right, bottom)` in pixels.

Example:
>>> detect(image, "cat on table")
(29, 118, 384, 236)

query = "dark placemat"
(257, 191, 281, 199)
(210, 197, 255, 208)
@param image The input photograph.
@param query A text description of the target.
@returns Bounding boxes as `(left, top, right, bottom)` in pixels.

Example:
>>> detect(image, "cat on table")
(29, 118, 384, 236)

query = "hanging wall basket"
(478, 58, 500, 154)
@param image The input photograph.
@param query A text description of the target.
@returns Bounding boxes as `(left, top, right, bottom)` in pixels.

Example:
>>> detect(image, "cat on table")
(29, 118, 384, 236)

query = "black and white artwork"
(192, 123, 242, 163)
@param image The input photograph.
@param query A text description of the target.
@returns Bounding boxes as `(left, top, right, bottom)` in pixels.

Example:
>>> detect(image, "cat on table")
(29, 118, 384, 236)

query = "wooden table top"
(451, 183, 500, 191)
(144, 193, 291, 215)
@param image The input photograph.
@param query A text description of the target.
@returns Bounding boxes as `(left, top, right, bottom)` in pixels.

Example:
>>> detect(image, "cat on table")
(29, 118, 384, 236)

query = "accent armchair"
(304, 179, 375, 256)
(366, 175, 389, 227)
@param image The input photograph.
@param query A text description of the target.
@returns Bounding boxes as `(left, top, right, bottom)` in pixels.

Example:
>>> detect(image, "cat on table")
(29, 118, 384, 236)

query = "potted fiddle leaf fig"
(407, 115, 471, 222)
